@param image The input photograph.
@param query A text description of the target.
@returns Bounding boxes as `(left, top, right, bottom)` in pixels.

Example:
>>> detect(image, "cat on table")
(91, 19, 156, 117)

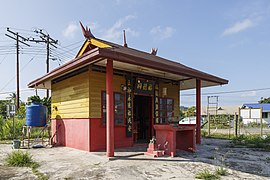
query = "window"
(262, 112, 268, 119)
(102, 91, 125, 125)
(159, 97, 174, 123)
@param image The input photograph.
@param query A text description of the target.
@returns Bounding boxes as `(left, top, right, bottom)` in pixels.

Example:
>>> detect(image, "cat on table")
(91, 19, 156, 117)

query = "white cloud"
(150, 26, 175, 40)
(62, 22, 79, 38)
(222, 19, 254, 36)
(101, 15, 138, 43)
(241, 91, 257, 97)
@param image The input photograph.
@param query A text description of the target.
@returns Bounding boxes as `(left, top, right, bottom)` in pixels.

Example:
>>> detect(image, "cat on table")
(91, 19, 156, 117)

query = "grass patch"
(215, 167, 227, 176)
(5, 150, 37, 167)
(231, 135, 270, 151)
(201, 131, 235, 140)
(5, 150, 48, 180)
(195, 169, 220, 180)
(0, 140, 12, 144)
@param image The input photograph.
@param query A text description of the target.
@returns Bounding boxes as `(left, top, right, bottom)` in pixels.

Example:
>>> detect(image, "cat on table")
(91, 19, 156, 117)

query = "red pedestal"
(145, 143, 165, 157)
(154, 124, 196, 157)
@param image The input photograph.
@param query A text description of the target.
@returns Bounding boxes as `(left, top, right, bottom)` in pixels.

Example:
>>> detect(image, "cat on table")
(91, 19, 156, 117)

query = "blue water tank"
(26, 102, 47, 127)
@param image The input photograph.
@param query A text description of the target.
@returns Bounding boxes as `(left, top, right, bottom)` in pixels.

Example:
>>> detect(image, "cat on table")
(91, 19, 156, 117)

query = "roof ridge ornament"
(123, 30, 128, 47)
(79, 21, 95, 39)
(150, 48, 158, 55)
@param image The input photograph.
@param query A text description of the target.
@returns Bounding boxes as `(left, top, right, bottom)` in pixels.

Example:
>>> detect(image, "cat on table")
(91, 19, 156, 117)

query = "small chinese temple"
(28, 23, 228, 157)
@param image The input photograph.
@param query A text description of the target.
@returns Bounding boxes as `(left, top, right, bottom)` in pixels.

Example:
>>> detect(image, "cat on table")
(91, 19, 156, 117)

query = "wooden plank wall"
(51, 71, 89, 119)
(89, 70, 125, 118)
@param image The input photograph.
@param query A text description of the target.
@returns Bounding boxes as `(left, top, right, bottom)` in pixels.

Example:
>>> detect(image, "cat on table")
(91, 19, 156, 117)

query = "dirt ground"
(0, 138, 270, 180)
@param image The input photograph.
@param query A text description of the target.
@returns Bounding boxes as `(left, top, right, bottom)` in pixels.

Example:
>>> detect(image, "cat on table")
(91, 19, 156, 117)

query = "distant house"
(201, 105, 239, 116)
(241, 103, 270, 125)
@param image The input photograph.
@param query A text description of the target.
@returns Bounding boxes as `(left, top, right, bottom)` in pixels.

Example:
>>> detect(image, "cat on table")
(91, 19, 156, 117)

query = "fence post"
(228, 114, 231, 138)
(208, 113, 210, 136)
(234, 112, 238, 137)
(238, 107, 241, 135)
(260, 107, 263, 137)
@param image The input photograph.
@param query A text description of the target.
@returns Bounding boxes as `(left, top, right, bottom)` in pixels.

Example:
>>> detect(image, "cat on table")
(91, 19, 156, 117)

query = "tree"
(259, 97, 270, 104)
(27, 95, 51, 115)
(7, 93, 16, 104)
(0, 100, 8, 118)
(185, 106, 196, 117)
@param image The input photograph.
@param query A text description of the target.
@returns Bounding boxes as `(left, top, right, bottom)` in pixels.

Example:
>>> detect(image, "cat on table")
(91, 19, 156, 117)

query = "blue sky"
(1, 0, 270, 107)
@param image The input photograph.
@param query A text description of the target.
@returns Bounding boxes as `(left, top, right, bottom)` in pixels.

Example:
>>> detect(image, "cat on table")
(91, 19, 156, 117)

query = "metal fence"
(202, 114, 270, 138)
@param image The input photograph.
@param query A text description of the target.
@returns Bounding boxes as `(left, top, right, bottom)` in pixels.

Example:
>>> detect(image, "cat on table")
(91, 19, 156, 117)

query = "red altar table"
(153, 124, 196, 157)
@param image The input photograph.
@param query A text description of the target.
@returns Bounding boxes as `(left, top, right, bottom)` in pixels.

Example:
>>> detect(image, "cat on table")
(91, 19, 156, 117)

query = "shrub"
(215, 167, 227, 176)
(232, 135, 270, 151)
(195, 169, 220, 180)
(5, 150, 38, 168)
(0, 117, 25, 140)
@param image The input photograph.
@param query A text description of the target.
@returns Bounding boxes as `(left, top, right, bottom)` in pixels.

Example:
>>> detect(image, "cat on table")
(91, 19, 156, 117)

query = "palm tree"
(7, 92, 16, 104)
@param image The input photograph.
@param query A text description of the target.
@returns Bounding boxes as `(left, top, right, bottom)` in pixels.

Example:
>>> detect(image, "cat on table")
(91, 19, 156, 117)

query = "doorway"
(133, 95, 152, 143)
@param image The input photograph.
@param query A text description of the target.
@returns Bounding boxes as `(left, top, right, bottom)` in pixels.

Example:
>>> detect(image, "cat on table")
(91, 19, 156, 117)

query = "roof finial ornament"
(150, 48, 158, 55)
(123, 30, 128, 47)
(79, 21, 95, 39)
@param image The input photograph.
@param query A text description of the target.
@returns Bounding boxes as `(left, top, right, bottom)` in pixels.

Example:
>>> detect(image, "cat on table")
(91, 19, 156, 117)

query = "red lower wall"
(51, 119, 90, 151)
(90, 118, 133, 151)
(51, 118, 133, 152)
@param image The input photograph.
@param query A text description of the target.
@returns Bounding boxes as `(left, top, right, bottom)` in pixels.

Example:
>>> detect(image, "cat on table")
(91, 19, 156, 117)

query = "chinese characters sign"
(154, 82, 159, 124)
(126, 76, 133, 137)
(134, 78, 154, 95)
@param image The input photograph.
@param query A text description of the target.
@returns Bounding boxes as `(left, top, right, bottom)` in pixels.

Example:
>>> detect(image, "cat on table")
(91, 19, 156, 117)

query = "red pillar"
(196, 79, 201, 144)
(106, 59, 114, 157)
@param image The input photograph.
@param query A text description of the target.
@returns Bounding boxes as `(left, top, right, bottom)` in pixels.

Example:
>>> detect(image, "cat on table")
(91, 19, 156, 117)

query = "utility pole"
(29, 29, 58, 97)
(5, 28, 30, 110)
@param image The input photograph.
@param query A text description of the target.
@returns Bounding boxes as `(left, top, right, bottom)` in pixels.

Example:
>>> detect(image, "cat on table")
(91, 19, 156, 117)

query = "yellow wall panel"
(51, 71, 89, 119)
(89, 70, 125, 118)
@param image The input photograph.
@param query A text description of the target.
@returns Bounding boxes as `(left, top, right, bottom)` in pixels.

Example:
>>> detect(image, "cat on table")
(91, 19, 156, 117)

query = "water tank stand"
(21, 125, 51, 148)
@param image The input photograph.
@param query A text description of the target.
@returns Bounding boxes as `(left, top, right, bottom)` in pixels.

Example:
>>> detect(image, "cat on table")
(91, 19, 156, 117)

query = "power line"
(5, 27, 30, 110)
(0, 54, 9, 65)
(0, 49, 43, 94)
(181, 87, 270, 96)
(29, 29, 58, 98)
(0, 88, 35, 95)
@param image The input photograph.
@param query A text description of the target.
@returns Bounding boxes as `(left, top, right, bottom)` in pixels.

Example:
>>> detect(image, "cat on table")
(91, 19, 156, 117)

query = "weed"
(232, 135, 270, 151)
(5, 150, 36, 167)
(215, 167, 227, 176)
(5, 150, 48, 180)
(195, 169, 220, 180)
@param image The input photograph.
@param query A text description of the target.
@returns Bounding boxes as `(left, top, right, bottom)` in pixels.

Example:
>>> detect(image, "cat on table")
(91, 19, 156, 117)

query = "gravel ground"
(0, 138, 270, 179)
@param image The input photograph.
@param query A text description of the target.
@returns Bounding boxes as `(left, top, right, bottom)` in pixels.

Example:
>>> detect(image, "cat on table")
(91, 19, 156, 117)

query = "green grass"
(231, 135, 270, 151)
(195, 169, 220, 180)
(5, 150, 48, 180)
(201, 130, 234, 140)
(0, 140, 12, 144)
(5, 150, 37, 167)
(215, 167, 227, 176)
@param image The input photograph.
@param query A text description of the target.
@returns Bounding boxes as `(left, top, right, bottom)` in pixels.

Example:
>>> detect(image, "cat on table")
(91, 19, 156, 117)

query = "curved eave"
(28, 48, 101, 88)
(28, 46, 228, 90)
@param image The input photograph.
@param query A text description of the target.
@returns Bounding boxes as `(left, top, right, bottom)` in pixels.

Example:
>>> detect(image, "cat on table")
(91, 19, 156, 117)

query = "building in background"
(241, 103, 270, 125)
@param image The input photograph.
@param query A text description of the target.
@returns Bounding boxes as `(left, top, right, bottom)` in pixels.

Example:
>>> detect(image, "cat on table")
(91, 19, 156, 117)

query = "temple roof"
(28, 36, 228, 90)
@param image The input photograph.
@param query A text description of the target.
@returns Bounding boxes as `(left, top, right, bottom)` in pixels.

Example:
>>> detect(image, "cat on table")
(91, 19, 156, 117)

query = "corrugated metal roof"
(242, 103, 270, 112)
